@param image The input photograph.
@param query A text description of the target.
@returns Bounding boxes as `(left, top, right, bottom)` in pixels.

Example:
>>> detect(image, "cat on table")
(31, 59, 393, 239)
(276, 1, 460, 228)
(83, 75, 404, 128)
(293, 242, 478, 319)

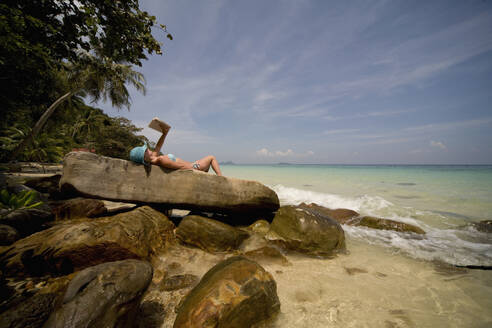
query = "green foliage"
(1, 0, 170, 115)
(0, 189, 43, 211)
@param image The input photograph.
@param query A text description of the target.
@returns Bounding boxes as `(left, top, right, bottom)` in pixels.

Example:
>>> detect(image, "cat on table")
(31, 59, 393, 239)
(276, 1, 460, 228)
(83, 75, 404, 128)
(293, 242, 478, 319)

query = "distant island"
(219, 161, 235, 165)
(277, 162, 293, 165)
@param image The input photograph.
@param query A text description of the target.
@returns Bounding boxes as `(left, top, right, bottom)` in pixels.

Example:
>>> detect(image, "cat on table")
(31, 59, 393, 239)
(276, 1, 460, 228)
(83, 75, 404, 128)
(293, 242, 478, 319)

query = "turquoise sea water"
(222, 164, 492, 267)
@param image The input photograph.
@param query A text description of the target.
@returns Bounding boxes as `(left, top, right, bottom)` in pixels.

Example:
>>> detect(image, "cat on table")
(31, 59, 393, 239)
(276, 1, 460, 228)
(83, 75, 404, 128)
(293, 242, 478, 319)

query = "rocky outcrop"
(176, 215, 250, 253)
(174, 256, 280, 328)
(0, 206, 175, 277)
(299, 202, 359, 223)
(299, 202, 425, 234)
(60, 152, 279, 215)
(355, 216, 425, 234)
(269, 205, 346, 256)
(474, 220, 492, 233)
(43, 260, 152, 328)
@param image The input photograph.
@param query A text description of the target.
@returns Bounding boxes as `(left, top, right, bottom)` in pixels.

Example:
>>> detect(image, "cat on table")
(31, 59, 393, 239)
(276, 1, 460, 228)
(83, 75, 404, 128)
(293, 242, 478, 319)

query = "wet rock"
(51, 197, 107, 220)
(299, 202, 359, 223)
(475, 220, 492, 233)
(269, 206, 346, 256)
(0, 224, 19, 245)
(24, 174, 62, 199)
(244, 246, 290, 266)
(174, 256, 280, 328)
(0, 292, 59, 328)
(249, 219, 271, 234)
(0, 206, 174, 277)
(299, 203, 425, 234)
(176, 215, 249, 252)
(43, 259, 152, 328)
(60, 151, 279, 215)
(0, 208, 53, 237)
(355, 216, 425, 234)
(160, 274, 199, 291)
(0, 275, 71, 328)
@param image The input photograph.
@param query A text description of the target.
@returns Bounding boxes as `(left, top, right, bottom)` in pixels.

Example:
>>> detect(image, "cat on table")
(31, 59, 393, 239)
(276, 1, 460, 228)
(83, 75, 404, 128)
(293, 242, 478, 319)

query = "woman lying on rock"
(129, 131, 222, 176)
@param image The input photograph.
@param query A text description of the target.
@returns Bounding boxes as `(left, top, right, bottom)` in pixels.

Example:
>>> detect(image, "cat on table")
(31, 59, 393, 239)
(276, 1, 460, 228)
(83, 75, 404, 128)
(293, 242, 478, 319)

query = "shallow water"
(220, 164, 492, 327)
(223, 164, 492, 267)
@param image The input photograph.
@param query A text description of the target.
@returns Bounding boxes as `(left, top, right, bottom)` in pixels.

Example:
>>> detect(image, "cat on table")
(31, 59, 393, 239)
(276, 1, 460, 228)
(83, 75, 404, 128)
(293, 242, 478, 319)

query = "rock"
(269, 206, 346, 256)
(134, 301, 167, 328)
(43, 259, 152, 328)
(0, 208, 53, 237)
(51, 197, 107, 220)
(244, 246, 290, 266)
(60, 152, 279, 215)
(24, 174, 62, 199)
(0, 206, 175, 277)
(0, 275, 71, 328)
(176, 215, 250, 253)
(299, 203, 425, 234)
(0, 291, 59, 328)
(299, 202, 359, 223)
(355, 216, 425, 234)
(174, 256, 280, 328)
(102, 200, 137, 213)
(249, 219, 271, 234)
(0, 224, 19, 245)
(475, 220, 492, 233)
(160, 274, 199, 291)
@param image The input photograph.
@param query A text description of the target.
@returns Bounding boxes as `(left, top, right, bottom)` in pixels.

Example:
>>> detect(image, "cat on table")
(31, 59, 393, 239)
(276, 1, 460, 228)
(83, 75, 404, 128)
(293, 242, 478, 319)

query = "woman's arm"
(153, 132, 167, 155)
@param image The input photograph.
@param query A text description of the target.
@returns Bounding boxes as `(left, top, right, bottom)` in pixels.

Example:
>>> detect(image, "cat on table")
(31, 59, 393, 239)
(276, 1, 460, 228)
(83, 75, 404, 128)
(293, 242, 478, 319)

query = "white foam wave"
(272, 184, 392, 213)
(270, 184, 492, 266)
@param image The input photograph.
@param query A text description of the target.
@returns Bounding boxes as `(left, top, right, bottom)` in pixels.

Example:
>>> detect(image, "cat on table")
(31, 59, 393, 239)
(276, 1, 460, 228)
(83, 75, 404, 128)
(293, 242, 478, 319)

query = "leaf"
(0, 189, 10, 205)
(166, 33, 173, 41)
(25, 201, 43, 209)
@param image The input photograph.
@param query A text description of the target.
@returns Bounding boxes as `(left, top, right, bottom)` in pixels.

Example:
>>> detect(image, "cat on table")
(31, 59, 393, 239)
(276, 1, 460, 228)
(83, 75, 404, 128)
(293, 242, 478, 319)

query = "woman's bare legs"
(196, 155, 222, 176)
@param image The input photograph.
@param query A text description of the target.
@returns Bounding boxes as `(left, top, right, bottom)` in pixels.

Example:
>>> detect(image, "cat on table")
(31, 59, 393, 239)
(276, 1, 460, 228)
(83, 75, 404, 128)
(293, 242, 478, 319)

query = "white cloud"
(430, 140, 447, 150)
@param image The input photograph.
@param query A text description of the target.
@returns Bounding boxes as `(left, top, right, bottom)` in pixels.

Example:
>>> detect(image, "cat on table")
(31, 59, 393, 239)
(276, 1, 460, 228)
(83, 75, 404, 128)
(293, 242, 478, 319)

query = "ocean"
(219, 164, 492, 327)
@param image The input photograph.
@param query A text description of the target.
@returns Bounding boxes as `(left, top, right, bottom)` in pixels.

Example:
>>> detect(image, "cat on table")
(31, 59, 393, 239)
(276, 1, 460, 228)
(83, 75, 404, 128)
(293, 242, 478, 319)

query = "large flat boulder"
(60, 152, 279, 215)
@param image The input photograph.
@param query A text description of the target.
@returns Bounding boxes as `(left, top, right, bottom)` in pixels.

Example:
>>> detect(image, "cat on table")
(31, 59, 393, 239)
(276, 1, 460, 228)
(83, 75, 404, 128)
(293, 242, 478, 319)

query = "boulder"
(355, 216, 425, 234)
(0, 208, 53, 237)
(474, 220, 492, 233)
(43, 259, 152, 328)
(24, 174, 62, 199)
(299, 202, 359, 223)
(51, 197, 107, 220)
(176, 215, 250, 253)
(269, 205, 346, 256)
(174, 256, 280, 328)
(0, 275, 72, 328)
(244, 246, 290, 266)
(0, 224, 19, 245)
(0, 206, 174, 277)
(60, 152, 279, 215)
(299, 203, 425, 234)
(248, 219, 271, 234)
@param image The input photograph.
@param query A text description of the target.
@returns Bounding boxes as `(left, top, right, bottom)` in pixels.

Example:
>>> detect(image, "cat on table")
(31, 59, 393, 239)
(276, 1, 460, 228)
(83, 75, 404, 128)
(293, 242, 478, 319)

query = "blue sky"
(99, 0, 492, 164)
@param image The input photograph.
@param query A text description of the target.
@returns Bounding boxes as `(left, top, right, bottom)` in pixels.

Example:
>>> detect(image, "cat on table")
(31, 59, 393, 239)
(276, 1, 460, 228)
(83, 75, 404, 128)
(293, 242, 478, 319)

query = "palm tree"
(10, 51, 146, 161)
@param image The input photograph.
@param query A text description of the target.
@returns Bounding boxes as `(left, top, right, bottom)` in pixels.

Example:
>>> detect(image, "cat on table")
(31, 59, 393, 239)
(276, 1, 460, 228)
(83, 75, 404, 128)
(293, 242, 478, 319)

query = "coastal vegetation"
(0, 0, 172, 162)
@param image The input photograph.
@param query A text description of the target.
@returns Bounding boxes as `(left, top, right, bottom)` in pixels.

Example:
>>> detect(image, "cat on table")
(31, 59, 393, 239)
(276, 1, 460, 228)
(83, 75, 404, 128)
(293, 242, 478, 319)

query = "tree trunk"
(10, 91, 73, 161)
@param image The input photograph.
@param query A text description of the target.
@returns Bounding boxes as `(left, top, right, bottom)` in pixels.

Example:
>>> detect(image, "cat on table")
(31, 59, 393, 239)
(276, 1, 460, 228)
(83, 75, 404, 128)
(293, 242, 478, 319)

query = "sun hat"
(129, 142, 149, 165)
